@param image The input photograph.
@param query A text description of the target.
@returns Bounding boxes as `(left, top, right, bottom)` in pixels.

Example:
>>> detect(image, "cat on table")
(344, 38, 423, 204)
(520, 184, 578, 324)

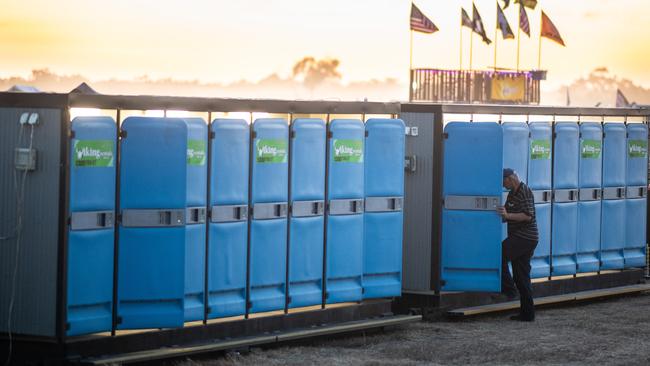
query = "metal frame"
(204, 112, 212, 324)
(1, 91, 649, 356)
(400, 102, 650, 294)
(0, 92, 398, 343)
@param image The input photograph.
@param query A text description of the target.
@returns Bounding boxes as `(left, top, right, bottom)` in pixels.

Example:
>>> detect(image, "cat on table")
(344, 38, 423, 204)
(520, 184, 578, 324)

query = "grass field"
(176, 292, 650, 366)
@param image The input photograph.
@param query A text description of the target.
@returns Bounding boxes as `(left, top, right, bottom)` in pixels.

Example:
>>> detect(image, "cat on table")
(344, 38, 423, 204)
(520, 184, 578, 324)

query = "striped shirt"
(505, 182, 539, 242)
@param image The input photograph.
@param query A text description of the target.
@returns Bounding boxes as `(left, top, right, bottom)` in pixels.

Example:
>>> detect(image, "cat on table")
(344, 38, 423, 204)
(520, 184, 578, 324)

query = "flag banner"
(541, 11, 565, 46)
(616, 89, 630, 108)
(515, 0, 537, 9)
(472, 3, 492, 44)
(502, 0, 511, 9)
(497, 4, 515, 39)
(410, 3, 438, 34)
(461, 8, 473, 28)
(490, 75, 526, 102)
(519, 5, 530, 37)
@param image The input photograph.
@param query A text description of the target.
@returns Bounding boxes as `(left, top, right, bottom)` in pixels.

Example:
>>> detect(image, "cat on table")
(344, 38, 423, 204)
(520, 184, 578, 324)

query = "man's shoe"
(509, 315, 534, 322)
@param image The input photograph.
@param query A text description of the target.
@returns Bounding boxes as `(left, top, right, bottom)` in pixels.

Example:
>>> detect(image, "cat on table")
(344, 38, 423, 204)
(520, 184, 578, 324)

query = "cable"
(4, 124, 34, 366)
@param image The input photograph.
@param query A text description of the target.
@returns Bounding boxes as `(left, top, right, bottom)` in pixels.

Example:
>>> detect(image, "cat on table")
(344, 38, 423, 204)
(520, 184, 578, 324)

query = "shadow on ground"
(175, 293, 650, 366)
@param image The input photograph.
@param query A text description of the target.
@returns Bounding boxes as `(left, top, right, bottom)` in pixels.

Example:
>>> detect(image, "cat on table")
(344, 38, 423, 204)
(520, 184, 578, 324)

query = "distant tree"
(292, 57, 342, 91)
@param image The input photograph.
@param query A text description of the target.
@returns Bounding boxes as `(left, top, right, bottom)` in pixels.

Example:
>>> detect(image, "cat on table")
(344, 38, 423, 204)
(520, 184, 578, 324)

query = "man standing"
(497, 168, 539, 321)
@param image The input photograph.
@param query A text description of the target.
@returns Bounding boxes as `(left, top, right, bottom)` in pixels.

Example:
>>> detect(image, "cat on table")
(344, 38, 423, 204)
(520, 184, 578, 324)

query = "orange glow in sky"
(1, 0, 649, 90)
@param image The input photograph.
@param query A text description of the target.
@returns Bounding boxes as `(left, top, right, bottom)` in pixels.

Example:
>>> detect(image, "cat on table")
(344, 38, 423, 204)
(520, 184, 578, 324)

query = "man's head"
(503, 168, 520, 190)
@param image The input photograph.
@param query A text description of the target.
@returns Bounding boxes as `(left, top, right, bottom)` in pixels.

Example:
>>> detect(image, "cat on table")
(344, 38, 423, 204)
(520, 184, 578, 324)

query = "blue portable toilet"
(184, 118, 208, 321)
(624, 123, 648, 268)
(117, 117, 187, 329)
(326, 119, 365, 303)
(249, 118, 289, 313)
(363, 118, 405, 299)
(502, 122, 529, 182)
(527, 122, 552, 278)
(577, 122, 603, 273)
(67, 116, 116, 336)
(551, 122, 579, 276)
(207, 119, 249, 318)
(601, 123, 627, 270)
(441, 122, 503, 292)
(288, 118, 326, 308)
(502, 122, 530, 262)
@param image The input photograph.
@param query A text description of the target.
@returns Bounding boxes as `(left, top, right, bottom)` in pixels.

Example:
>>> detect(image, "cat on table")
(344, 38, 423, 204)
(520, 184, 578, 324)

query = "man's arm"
(504, 212, 532, 222)
(496, 206, 532, 222)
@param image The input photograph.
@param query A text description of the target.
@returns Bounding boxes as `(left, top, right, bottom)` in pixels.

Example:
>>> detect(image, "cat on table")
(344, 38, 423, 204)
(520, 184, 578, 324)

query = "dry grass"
(176, 292, 650, 366)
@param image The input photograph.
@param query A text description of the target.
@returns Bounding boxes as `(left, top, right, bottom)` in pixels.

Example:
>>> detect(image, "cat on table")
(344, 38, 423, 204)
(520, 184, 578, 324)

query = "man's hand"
(496, 206, 508, 220)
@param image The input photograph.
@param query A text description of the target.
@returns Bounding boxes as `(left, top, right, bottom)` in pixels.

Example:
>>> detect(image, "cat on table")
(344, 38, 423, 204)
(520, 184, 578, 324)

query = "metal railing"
(410, 69, 542, 105)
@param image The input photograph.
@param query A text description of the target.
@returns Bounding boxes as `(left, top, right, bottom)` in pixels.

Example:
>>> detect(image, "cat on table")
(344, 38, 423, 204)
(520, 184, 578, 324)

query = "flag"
(461, 7, 473, 29)
(515, 0, 537, 9)
(497, 3, 515, 39)
(566, 87, 571, 106)
(410, 3, 438, 34)
(519, 4, 530, 37)
(502, 0, 511, 9)
(616, 89, 630, 108)
(541, 11, 565, 46)
(472, 4, 492, 45)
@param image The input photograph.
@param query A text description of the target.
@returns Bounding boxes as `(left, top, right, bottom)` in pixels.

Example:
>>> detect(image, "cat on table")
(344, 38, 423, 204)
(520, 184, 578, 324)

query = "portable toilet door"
(183, 118, 208, 322)
(248, 118, 289, 313)
(67, 116, 116, 336)
(502, 122, 529, 187)
(117, 117, 187, 329)
(325, 119, 365, 303)
(601, 123, 627, 270)
(576, 122, 603, 273)
(624, 123, 648, 268)
(551, 122, 579, 276)
(207, 119, 249, 318)
(288, 118, 326, 308)
(441, 122, 503, 292)
(527, 122, 553, 278)
(363, 118, 405, 299)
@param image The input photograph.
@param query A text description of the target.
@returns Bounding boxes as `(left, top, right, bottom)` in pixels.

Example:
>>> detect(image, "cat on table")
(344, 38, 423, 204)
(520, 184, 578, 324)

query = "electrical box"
(15, 148, 37, 171)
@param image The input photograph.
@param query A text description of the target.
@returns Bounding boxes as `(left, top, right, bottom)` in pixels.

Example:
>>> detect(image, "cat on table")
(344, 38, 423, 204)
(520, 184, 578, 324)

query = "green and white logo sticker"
(187, 139, 206, 166)
(628, 140, 648, 158)
(256, 139, 288, 163)
(74, 140, 114, 167)
(581, 140, 602, 159)
(530, 140, 551, 160)
(333, 139, 363, 163)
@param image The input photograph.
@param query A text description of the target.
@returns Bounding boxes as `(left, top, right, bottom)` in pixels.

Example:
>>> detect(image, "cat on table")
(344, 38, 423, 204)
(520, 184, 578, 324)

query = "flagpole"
(537, 12, 542, 69)
(469, 30, 474, 71)
(494, 2, 498, 71)
(516, 6, 521, 71)
(410, 29, 414, 72)
(409, 29, 414, 100)
(459, 15, 463, 70)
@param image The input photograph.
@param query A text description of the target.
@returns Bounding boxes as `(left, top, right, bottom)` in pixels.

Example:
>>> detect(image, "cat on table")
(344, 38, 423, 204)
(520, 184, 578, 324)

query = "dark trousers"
(501, 236, 538, 320)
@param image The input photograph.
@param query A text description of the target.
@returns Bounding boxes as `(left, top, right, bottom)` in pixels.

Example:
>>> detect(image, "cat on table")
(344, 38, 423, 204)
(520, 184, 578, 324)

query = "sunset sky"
(1, 0, 649, 92)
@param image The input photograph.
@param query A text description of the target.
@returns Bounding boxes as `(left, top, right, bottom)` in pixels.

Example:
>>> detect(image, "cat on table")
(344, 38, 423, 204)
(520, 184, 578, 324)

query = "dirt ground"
(176, 292, 650, 366)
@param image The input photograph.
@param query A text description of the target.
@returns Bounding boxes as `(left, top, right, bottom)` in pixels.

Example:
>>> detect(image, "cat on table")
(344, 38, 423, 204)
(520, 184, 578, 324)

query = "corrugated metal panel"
(0, 108, 62, 337)
(401, 112, 435, 291)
